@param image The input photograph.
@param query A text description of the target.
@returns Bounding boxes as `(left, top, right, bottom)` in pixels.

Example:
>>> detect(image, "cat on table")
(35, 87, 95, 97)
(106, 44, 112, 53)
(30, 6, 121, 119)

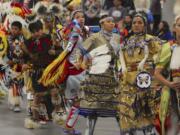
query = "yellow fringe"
(159, 86, 170, 135)
(39, 50, 68, 86)
(0, 30, 8, 57)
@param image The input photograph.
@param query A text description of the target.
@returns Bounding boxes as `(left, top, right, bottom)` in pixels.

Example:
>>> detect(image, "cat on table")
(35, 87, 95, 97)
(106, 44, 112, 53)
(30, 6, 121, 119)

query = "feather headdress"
(0, 2, 31, 18)
(0, 2, 12, 16)
(49, 3, 63, 16)
(34, 2, 47, 16)
(25, 12, 38, 24)
(34, 2, 62, 17)
(3, 14, 28, 31)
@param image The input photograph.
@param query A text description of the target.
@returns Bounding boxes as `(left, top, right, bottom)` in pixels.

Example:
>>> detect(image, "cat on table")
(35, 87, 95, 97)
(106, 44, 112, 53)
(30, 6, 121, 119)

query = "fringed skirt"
(79, 70, 119, 117)
(118, 82, 160, 133)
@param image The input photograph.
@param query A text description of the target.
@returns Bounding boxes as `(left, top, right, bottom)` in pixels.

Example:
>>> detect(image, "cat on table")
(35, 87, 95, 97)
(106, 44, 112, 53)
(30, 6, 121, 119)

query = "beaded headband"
(133, 13, 147, 25)
(99, 17, 114, 24)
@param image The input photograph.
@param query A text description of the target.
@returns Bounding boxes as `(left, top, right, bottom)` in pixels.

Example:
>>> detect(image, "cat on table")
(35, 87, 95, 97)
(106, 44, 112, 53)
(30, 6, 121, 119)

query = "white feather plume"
(0, 2, 12, 15)
(138, 45, 149, 71)
(91, 55, 111, 65)
(49, 3, 63, 15)
(3, 14, 28, 31)
(119, 47, 127, 74)
(33, 1, 47, 15)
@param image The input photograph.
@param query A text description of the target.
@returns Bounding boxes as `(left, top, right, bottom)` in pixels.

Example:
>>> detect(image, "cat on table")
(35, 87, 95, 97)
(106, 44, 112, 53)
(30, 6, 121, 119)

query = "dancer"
(78, 14, 121, 135)
(24, 20, 55, 128)
(118, 13, 163, 135)
(7, 21, 26, 112)
(40, 10, 89, 134)
(155, 15, 180, 135)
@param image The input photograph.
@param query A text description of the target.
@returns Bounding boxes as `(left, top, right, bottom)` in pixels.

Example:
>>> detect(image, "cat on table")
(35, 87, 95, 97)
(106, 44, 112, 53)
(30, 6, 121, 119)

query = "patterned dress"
(79, 31, 120, 114)
(118, 34, 163, 133)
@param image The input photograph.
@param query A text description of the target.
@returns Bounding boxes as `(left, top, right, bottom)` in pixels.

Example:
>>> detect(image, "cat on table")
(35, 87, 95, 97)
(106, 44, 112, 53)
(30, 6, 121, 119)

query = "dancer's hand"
(81, 58, 92, 69)
(48, 49, 56, 55)
(169, 82, 180, 91)
(74, 62, 81, 70)
(22, 64, 32, 70)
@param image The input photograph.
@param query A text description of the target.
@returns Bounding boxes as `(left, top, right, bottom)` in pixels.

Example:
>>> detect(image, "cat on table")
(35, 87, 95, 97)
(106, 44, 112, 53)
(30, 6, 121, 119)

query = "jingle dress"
(118, 34, 165, 133)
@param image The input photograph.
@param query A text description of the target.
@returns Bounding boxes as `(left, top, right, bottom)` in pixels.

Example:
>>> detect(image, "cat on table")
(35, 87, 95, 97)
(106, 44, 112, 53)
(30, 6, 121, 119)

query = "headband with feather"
(133, 12, 147, 25)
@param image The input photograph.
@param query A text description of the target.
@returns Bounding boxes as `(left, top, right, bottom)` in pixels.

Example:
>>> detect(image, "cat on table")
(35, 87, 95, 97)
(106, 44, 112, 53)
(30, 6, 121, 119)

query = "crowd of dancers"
(0, 0, 179, 135)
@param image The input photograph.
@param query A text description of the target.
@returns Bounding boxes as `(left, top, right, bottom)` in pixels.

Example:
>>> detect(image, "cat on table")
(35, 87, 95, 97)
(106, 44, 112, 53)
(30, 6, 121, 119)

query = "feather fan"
(89, 44, 111, 74)
(89, 44, 109, 57)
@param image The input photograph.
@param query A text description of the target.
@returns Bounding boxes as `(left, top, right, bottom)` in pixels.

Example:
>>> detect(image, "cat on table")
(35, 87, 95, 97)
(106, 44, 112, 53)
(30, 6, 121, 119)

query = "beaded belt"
(172, 69, 180, 77)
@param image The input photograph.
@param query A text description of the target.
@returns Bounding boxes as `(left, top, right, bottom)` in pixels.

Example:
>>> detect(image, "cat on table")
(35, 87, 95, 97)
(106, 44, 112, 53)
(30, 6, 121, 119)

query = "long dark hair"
(128, 13, 147, 36)
(160, 21, 170, 33)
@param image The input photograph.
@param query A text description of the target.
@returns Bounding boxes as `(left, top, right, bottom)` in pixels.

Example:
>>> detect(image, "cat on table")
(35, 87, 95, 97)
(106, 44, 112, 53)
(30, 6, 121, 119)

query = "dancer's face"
(32, 29, 43, 38)
(101, 19, 115, 32)
(132, 17, 145, 34)
(158, 22, 164, 31)
(11, 26, 21, 36)
(74, 12, 85, 28)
